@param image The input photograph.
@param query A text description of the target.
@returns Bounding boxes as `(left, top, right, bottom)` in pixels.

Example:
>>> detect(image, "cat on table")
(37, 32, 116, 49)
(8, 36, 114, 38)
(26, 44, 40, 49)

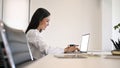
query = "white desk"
(24, 53, 120, 68)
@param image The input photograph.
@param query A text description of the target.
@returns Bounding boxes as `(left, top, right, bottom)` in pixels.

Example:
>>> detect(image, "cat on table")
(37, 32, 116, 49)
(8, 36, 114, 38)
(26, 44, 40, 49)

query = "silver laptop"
(54, 33, 90, 58)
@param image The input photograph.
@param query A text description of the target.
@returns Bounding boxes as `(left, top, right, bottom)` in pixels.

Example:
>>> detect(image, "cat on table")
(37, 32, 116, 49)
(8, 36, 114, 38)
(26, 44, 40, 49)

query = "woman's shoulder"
(28, 29, 37, 32)
(28, 29, 38, 32)
(26, 29, 39, 36)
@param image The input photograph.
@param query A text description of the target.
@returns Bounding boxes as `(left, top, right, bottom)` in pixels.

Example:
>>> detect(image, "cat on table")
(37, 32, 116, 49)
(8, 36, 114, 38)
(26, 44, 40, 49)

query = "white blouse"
(26, 29, 64, 59)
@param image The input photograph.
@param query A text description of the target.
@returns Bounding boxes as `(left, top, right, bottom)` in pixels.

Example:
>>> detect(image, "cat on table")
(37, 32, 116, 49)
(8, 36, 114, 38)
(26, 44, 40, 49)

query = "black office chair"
(0, 21, 33, 68)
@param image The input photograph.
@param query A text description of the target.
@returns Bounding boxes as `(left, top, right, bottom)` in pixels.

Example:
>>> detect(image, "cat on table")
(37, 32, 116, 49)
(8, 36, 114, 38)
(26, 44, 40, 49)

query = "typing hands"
(64, 44, 80, 53)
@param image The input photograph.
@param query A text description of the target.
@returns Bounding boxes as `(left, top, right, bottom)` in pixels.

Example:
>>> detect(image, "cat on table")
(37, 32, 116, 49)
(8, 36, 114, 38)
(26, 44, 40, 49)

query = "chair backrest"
(0, 22, 33, 68)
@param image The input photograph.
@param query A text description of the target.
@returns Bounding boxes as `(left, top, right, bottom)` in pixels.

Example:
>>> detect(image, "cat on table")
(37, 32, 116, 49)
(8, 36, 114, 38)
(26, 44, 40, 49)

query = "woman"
(26, 8, 79, 59)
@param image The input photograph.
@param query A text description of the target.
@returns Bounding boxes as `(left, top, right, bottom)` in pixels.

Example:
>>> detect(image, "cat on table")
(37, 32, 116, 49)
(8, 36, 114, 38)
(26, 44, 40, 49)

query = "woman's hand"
(64, 44, 80, 53)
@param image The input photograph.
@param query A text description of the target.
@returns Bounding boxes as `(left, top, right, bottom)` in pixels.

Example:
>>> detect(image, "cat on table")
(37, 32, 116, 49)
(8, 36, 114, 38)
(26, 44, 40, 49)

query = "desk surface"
(24, 53, 120, 68)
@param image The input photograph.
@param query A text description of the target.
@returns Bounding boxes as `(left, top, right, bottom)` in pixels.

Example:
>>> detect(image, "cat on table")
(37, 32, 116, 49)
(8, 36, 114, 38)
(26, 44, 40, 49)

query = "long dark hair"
(25, 8, 50, 33)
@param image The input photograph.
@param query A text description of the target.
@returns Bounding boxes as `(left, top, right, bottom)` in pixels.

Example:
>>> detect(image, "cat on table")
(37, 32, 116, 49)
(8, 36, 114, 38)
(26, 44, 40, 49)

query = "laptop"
(54, 33, 90, 58)
(68, 33, 90, 53)
(79, 33, 90, 53)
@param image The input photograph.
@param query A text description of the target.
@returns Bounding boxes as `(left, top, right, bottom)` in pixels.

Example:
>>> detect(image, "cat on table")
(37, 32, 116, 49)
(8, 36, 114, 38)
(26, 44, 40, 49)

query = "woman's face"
(37, 16, 50, 30)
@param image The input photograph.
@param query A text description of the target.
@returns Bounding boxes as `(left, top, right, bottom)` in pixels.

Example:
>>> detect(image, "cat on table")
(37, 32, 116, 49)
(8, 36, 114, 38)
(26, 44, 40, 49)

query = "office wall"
(0, 0, 2, 20)
(3, 0, 29, 31)
(112, 0, 120, 41)
(101, 0, 112, 51)
(30, 0, 102, 50)
(101, 0, 120, 51)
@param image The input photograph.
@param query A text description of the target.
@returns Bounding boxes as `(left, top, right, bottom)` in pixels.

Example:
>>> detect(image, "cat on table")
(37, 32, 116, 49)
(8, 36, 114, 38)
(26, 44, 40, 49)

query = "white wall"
(101, 0, 120, 51)
(112, 0, 120, 41)
(3, 0, 29, 31)
(0, 0, 2, 20)
(101, 0, 112, 51)
(30, 0, 102, 50)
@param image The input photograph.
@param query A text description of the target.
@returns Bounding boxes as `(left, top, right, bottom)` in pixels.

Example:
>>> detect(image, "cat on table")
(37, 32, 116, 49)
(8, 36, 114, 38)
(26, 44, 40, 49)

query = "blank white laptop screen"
(80, 34, 90, 53)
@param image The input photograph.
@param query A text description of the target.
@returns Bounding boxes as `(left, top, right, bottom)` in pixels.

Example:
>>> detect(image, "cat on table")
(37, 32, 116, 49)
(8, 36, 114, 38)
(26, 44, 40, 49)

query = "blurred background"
(0, 0, 120, 51)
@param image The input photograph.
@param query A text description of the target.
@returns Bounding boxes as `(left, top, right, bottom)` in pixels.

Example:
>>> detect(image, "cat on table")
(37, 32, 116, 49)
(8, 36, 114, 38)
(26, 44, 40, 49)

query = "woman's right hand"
(64, 44, 80, 53)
